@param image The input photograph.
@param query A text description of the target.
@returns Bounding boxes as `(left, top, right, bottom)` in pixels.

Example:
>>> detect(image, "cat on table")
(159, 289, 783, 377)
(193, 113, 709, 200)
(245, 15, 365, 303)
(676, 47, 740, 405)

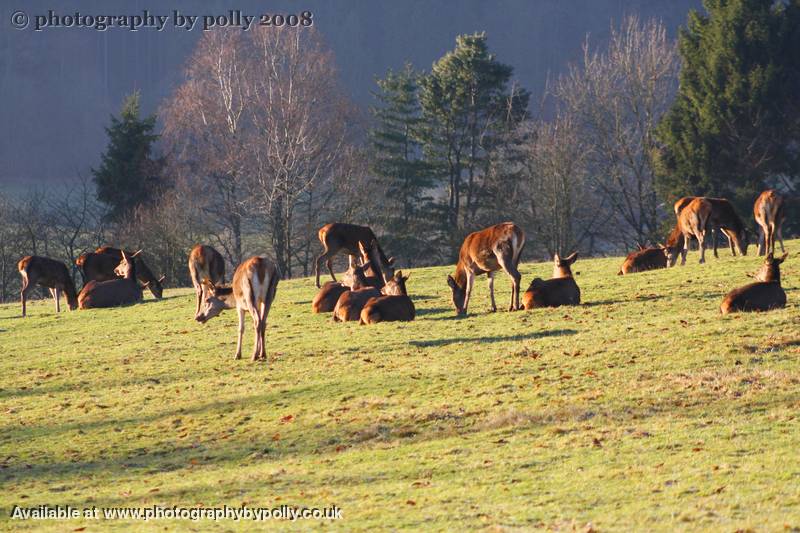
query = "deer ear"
(403, 272, 411, 281)
(565, 252, 578, 263)
(131, 249, 143, 258)
(387, 256, 396, 265)
(554, 253, 561, 262)
(158, 275, 166, 283)
(766, 252, 774, 261)
(358, 241, 368, 255)
(447, 275, 457, 289)
(777, 252, 788, 264)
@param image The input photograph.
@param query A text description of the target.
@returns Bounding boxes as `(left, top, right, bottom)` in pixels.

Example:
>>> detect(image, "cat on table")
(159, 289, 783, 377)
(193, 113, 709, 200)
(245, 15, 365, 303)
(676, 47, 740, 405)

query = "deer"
(707, 198, 748, 257)
(195, 256, 279, 362)
(753, 190, 785, 256)
(663, 225, 687, 267)
(78, 250, 143, 309)
(314, 223, 395, 288)
(720, 253, 787, 314)
(76, 252, 123, 283)
(359, 271, 415, 324)
(618, 244, 667, 275)
(188, 244, 226, 316)
(331, 243, 386, 322)
(446, 222, 525, 315)
(18, 256, 79, 317)
(670, 197, 712, 265)
(94, 246, 166, 298)
(522, 252, 580, 309)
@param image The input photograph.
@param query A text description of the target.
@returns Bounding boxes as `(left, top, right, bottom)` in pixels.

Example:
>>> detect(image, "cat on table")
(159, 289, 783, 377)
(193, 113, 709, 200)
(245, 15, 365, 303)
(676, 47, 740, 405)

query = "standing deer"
(707, 198, 748, 257)
(188, 244, 226, 316)
(314, 223, 394, 288)
(94, 246, 166, 298)
(522, 253, 580, 309)
(195, 256, 279, 362)
(753, 190, 785, 256)
(359, 271, 415, 325)
(618, 245, 667, 275)
(78, 250, 143, 309)
(18, 256, 78, 317)
(671, 197, 712, 265)
(720, 253, 787, 314)
(447, 222, 525, 315)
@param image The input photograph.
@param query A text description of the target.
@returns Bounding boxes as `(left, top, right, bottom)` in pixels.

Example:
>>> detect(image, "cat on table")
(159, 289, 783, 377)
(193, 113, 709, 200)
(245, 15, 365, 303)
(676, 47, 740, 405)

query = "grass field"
(1, 243, 799, 531)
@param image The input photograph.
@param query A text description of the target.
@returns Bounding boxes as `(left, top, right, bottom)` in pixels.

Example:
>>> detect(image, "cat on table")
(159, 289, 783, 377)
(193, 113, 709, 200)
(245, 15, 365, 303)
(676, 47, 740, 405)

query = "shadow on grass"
(415, 307, 450, 316)
(409, 329, 577, 348)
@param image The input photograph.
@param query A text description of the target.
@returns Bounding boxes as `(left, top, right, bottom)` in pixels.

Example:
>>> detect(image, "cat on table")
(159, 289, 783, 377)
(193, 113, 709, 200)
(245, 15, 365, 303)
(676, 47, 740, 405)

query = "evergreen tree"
(369, 64, 436, 263)
(92, 91, 165, 221)
(655, 0, 799, 211)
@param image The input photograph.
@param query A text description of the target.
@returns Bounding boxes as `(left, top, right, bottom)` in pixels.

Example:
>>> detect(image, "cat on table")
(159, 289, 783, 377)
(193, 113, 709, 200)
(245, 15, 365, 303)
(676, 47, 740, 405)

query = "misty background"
(0, 0, 700, 188)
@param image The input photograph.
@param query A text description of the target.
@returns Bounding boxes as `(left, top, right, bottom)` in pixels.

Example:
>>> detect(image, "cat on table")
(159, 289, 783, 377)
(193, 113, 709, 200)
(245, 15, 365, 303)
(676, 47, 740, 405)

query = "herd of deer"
(14, 189, 790, 361)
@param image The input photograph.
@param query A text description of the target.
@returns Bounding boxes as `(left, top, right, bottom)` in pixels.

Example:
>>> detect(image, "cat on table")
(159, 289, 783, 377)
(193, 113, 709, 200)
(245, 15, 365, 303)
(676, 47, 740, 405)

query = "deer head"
(382, 271, 409, 296)
(447, 274, 467, 315)
(553, 252, 578, 278)
(753, 252, 787, 282)
(195, 281, 235, 323)
(114, 250, 141, 279)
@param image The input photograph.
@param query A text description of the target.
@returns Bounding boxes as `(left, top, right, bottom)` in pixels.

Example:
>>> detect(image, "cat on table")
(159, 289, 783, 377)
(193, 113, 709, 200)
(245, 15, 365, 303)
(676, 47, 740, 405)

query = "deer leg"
(767, 223, 775, 256)
(315, 251, 333, 288)
(20, 275, 31, 317)
(258, 303, 268, 361)
(757, 226, 766, 256)
(698, 230, 707, 264)
(462, 270, 475, 315)
(497, 248, 522, 311)
(680, 233, 689, 266)
(51, 288, 61, 313)
(487, 272, 497, 312)
(250, 306, 262, 362)
(777, 225, 785, 253)
(726, 230, 735, 256)
(194, 283, 203, 316)
(234, 307, 245, 360)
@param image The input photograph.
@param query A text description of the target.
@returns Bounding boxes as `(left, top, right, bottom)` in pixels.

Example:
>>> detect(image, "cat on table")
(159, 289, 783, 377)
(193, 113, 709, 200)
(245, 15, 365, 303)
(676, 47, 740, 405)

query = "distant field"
(1, 243, 799, 531)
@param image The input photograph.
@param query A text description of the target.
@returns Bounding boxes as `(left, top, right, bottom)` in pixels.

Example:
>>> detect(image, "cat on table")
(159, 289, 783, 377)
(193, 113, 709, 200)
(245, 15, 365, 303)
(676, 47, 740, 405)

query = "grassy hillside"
(1, 243, 799, 531)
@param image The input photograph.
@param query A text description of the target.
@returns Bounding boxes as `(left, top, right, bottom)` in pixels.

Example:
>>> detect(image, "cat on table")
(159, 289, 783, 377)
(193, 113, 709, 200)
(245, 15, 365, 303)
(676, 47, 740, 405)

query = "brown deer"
(671, 197, 712, 265)
(359, 271, 415, 324)
(332, 262, 381, 322)
(78, 250, 143, 309)
(188, 244, 226, 316)
(94, 246, 166, 298)
(753, 190, 785, 256)
(76, 252, 122, 283)
(314, 223, 394, 288)
(663, 225, 686, 267)
(195, 256, 279, 361)
(312, 281, 351, 314)
(707, 198, 748, 257)
(447, 222, 526, 315)
(522, 252, 580, 309)
(618, 245, 667, 275)
(720, 253, 787, 314)
(18, 256, 79, 317)
(314, 243, 386, 315)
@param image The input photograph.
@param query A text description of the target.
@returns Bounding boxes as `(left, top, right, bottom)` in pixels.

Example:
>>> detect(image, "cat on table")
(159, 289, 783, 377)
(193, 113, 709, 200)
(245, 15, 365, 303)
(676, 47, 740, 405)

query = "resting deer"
(195, 256, 279, 361)
(188, 244, 226, 316)
(18, 256, 78, 317)
(315, 223, 394, 288)
(78, 250, 143, 309)
(618, 244, 667, 275)
(753, 190, 785, 256)
(447, 222, 525, 315)
(720, 253, 787, 314)
(359, 271, 415, 324)
(94, 246, 166, 298)
(522, 252, 580, 309)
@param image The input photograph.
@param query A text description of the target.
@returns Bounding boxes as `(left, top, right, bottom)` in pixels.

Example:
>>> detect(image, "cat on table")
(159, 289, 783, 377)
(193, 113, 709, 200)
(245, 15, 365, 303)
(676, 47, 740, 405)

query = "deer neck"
(453, 264, 468, 289)
(553, 266, 572, 279)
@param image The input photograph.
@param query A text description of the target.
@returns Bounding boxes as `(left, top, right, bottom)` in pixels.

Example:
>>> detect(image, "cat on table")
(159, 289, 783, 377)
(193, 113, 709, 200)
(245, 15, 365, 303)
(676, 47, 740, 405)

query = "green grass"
(1, 242, 799, 531)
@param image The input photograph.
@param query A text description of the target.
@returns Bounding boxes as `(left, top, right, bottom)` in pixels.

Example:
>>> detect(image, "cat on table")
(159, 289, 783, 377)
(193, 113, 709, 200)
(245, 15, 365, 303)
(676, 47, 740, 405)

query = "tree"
(418, 33, 529, 245)
(92, 91, 165, 222)
(369, 64, 436, 263)
(656, 0, 800, 211)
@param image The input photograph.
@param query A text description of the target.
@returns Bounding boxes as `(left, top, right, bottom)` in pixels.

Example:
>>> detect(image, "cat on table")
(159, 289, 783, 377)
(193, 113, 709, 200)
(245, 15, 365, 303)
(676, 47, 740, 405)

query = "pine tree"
(655, 0, 799, 211)
(92, 91, 165, 221)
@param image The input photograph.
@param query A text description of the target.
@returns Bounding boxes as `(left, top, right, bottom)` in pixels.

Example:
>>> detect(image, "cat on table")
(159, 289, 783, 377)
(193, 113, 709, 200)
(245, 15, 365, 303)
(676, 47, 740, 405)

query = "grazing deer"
(522, 253, 580, 309)
(447, 222, 525, 315)
(78, 250, 143, 309)
(195, 256, 279, 361)
(94, 246, 166, 298)
(753, 190, 785, 256)
(314, 223, 394, 288)
(663, 225, 686, 267)
(707, 198, 748, 257)
(188, 244, 226, 316)
(672, 197, 712, 265)
(18, 256, 78, 317)
(359, 271, 415, 324)
(618, 245, 667, 275)
(720, 253, 787, 314)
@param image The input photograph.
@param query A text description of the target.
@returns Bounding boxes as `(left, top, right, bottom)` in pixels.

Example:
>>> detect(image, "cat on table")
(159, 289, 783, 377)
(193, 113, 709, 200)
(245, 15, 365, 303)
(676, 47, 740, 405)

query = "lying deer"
(522, 252, 580, 309)
(618, 244, 667, 275)
(93, 246, 166, 298)
(720, 253, 787, 314)
(315, 242, 387, 315)
(78, 250, 143, 309)
(360, 271, 415, 324)
(18, 256, 79, 317)
(447, 222, 525, 315)
(188, 244, 226, 316)
(315, 223, 394, 288)
(195, 256, 279, 361)
(754, 190, 785, 256)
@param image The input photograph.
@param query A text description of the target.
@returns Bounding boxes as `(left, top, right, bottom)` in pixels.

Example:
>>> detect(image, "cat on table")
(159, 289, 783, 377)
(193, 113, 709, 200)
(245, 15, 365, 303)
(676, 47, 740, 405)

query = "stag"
(754, 190, 785, 256)
(447, 222, 525, 315)
(195, 256, 279, 361)
(18, 256, 78, 317)
(720, 253, 787, 314)
(314, 223, 394, 288)
(522, 253, 580, 309)
(78, 250, 143, 309)
(188, 244, 226, 316)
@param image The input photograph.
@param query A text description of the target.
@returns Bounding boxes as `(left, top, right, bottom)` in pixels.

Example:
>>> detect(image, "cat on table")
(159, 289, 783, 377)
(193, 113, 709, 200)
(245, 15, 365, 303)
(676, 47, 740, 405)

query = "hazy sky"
(0, 0, 701, 187)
